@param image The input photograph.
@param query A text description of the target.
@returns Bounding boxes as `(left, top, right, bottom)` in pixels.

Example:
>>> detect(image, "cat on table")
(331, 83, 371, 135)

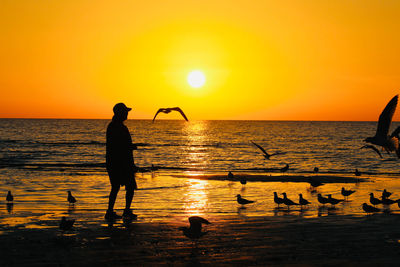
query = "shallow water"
(1, 119, 400, 232)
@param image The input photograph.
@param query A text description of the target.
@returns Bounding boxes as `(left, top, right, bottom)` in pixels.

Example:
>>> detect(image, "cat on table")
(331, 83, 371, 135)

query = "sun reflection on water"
(181, 121, 210, 173)
(182, 179, 209, 216)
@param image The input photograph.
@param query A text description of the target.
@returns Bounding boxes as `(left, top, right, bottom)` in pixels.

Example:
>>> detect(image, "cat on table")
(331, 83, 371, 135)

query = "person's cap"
(113, 103, 132, 114)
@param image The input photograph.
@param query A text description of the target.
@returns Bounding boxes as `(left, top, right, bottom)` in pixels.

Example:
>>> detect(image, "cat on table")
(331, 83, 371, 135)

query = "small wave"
(137, 185, 187, 191)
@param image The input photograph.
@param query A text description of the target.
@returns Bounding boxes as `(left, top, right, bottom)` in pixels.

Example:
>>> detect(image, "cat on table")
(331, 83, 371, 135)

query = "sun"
(187, 70, 206, 88)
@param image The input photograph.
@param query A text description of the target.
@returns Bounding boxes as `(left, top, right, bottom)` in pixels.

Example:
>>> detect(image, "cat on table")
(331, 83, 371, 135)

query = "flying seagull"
(250, 141, 285, 160)
(152, 107, 188, 122)
(360, 145, 383, 158)
(179, 216, 210, 240)
(364, 95, 400, 158)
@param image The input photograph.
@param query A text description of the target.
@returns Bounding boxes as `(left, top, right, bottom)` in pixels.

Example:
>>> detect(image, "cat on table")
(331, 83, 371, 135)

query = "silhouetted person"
(105, 103, 138, 221)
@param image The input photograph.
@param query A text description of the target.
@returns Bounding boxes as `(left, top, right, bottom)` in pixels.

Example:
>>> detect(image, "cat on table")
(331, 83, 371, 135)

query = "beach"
(2, 172, 400, 266)
(2, 210, 400, 266)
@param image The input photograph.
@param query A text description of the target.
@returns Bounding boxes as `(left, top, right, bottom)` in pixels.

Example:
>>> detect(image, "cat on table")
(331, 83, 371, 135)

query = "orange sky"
(1, 0, 400, 120)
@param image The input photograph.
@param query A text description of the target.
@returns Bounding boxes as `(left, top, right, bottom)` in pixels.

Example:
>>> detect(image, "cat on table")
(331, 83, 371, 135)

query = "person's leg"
(107, 183, 120, 211)
(125, 185, 134, 211)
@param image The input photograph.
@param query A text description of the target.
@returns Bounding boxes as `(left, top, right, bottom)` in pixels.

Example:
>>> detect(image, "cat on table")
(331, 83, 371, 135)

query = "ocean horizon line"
(0, 117, 391, 123)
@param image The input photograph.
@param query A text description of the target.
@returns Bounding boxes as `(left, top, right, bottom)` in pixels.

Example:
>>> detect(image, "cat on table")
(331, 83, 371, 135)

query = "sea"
(1, 119, 400, 229)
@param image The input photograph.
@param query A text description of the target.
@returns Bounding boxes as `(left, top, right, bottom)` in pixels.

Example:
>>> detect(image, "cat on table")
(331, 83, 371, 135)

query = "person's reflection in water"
(6, 203, 13, 214)
(105, 103, 138, 221)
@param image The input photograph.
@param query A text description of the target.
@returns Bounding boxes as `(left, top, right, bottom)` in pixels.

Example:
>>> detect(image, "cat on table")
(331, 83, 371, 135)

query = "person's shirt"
(106, 119, 134, 167)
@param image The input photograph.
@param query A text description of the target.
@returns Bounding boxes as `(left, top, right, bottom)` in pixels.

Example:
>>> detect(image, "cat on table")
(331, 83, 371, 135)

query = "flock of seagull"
(234, 180, 400, 216)
(4, 95, 400, 241)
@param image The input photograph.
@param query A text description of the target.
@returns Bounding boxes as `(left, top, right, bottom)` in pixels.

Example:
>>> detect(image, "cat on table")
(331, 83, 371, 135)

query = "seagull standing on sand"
(67, 191, 76, 204)
(6, 191, 13, 202)
(179, 216, 211, 240)
(381, 195, 397, 205)
(341, 187, 356, 200)
(308, 178, 324, 189)
(152, 107, 188, 122)
(299, 194, 310, 209)
(236, 194, 255, 205)
(369, 193, 381, 206)
(382, 189, 392, 199)
(317, 194, 329, 206)
(273, 192, 284, 207)
(362, 203, 380, 215)
(360, 145, 383, 158)
(327, 194, 344, 207)
(282, 193, 299, 210)
(250, 141, 286, 160)
(59, 216, 75, 231)
(364, 95, 400, 158)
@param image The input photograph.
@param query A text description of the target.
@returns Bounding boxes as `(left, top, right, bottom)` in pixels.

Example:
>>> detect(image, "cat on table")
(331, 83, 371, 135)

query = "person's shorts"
(107, 166, 137, 190)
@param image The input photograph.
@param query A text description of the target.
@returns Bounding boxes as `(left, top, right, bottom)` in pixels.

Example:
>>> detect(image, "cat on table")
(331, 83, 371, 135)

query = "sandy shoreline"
(2, 212, 400, 266)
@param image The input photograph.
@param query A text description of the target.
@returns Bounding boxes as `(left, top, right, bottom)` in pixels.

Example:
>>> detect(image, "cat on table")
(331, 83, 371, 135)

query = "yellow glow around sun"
(187, 70, 206, 88)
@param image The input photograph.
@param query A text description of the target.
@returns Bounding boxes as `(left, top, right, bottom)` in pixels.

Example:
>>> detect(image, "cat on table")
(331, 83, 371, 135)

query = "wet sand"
(1, 212, 400, 266)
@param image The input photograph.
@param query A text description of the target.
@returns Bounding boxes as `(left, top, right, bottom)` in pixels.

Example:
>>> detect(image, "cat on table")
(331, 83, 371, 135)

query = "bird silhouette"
(313, 167, 319, 174)
(240, 177, 247, 186)
(299, 194, 310, 208)
(6, 191, 13, 202)
(382, 189, 392, 199)
(179, 216, 210, 240)
(236, 194, 255, 205)
(250, 141, 286, 160)
(341, 187, 356, 200)
(362, 203, 380, 215)
(280, 164, 289, 173)
(273, 192, 284, 207)
(59, 216, 75, 231)
(317, 194, 329, 206)
(381, 195, 396, 205)
(67, 191, 76, 204)
(364, 95, 400, 158)
(327, 194, 344, 206)
(228, 171, 234, 179)
(152, 107, 188, 122)
(360, 145, 383, 158)
(282, 193, 299, 209)
(369, 193, 381, 206)
(309, 178, 324, 189)
(355, 169, 361, 177)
